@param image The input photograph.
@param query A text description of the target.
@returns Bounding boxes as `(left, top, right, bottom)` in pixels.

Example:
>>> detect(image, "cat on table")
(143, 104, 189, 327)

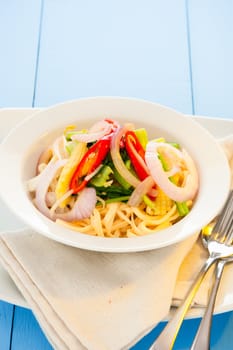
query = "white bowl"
(0, 97, 231, 252)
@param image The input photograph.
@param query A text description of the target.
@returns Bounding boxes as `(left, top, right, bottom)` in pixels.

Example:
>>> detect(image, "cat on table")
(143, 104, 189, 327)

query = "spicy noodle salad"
(27, 118, 199, 238)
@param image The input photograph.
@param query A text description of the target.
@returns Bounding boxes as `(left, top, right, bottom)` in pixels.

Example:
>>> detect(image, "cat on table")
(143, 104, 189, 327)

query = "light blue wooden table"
(0, 1, 233, 349)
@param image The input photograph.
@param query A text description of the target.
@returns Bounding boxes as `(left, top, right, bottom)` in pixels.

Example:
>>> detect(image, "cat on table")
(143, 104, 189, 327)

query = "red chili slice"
(125, 130, 149, 181)
(70, 139, 110, 193)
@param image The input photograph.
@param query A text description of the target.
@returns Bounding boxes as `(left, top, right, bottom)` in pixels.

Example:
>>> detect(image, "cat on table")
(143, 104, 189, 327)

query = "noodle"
(56, 200, 182, 238)
(29, 119, 198, 238)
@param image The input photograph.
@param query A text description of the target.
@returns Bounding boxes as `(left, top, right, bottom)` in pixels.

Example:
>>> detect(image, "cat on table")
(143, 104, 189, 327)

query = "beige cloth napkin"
(0, 135, 232, 350)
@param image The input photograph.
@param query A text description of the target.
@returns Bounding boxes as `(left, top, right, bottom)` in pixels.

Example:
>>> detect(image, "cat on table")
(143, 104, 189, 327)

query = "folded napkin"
(0, 135, 232, 350)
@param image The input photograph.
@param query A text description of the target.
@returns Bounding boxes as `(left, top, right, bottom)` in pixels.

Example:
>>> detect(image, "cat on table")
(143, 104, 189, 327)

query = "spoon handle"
(190, 259, 226, 350)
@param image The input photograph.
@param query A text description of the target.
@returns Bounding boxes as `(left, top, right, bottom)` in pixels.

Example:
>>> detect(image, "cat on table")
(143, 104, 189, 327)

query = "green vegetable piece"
(112, 165, 132, 190)
(90, 165, 113, 187)
(158, 153, 170, 171)
(65, 141, 78, 155)
(134, 128, 148, 149)
(105, 196, 131, 204)
(176, 202, 190, 216)
(143, 194, 156, 208)
(169, 142, 180, 149)
(125, 159, 131, 170)
(65, 129, 87, 141)
(93, 185, 133, 199)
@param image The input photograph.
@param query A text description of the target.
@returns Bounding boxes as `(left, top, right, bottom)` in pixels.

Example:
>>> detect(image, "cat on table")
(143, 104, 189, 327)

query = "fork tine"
(211, 190, 233, 243)
(218, 190, 233, 243)
(223, 214, 233, 245)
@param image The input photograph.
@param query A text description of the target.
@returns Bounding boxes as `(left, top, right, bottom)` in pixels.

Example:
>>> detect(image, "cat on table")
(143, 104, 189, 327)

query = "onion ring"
(110, 125, 140, 188)
(145, 141, 198, 202)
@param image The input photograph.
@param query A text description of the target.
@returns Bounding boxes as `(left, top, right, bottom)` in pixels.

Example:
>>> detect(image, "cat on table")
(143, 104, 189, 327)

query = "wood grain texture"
(11, 307, 53, 350)
(34, 0, 192, 114)
(0, 1, 43, 349)
(0, 301, 14, 350)
(0, 0, 42, 107)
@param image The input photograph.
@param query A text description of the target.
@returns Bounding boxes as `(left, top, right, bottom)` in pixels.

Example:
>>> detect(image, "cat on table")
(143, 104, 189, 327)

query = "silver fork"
(149, 189, 233, 350)
(190, 258, 232, 350)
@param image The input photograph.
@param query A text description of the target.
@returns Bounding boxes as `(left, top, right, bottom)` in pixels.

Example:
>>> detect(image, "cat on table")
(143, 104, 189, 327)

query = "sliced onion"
(49, 189, 74, 215)
(71, 120, 112, 143)
(34, 159, 67, 218)
(52, 136, 68, 159)
(28, 172, 43, 192)
(37, 148, 53, 173)
(165, 166, 180, 178)
(128, 176, 155, 206)
(145, 141, 199, 202)
(33, 158, 97, 221)
(55, 187, 97, 221)
(46, 191, 57, 207)
(110, 126, 140, 188)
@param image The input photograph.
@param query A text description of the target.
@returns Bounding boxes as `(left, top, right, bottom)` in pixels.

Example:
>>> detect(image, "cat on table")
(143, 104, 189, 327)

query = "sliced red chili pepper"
(125, 130, 149, 181)
(70, 139, 110, 193)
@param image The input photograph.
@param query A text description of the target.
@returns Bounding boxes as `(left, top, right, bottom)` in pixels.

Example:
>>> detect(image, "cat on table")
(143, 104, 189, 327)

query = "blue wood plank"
(187, 0, 233, 119)
(131, 312, 233, 349)
(35, 0, 192, 114)
(11, 306, 53, 350)
(173, 312, 233, 349)
(0, 301, 14, 350)
(0, 0, 42, 107)
(0, 2, 47, 349)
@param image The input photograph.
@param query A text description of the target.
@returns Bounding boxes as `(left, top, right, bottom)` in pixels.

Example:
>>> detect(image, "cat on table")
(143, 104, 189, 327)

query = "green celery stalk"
(65, 129, 87, 141)
(143, 194, 155, 208)
(158, 153, 170, 171)
(112, 165, 132, 190)
(90, 165, 113, 187)
(176, 202, 190, 216)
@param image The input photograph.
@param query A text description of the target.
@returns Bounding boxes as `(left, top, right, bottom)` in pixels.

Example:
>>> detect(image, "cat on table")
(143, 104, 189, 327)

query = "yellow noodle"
(96, 196, 106, 209)
(132, 204, 177, 225)
(111, 220, 130, 232)
(116, 210, 132, 225)
(103, 203, 119, 234)
(126, 231, 138, 238)
(91, 209, 104, 236)
(130, 214, 147, 236)
(138, 221, 172, 234)
(56, 219, 95, 234)
(53, 194, 191, 238)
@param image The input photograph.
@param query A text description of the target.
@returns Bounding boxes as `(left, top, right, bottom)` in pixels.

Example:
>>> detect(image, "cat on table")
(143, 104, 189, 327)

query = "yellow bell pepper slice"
(55, 142, 87, 208)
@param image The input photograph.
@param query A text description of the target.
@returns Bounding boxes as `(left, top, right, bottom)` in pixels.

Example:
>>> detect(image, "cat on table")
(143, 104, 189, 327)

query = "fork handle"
(149, 256, 216, 350)
(190, 259, 226, 350)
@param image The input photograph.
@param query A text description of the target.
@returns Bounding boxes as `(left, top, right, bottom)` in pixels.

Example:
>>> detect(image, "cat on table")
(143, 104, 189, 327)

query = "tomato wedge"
(70, 139, 110, 193)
